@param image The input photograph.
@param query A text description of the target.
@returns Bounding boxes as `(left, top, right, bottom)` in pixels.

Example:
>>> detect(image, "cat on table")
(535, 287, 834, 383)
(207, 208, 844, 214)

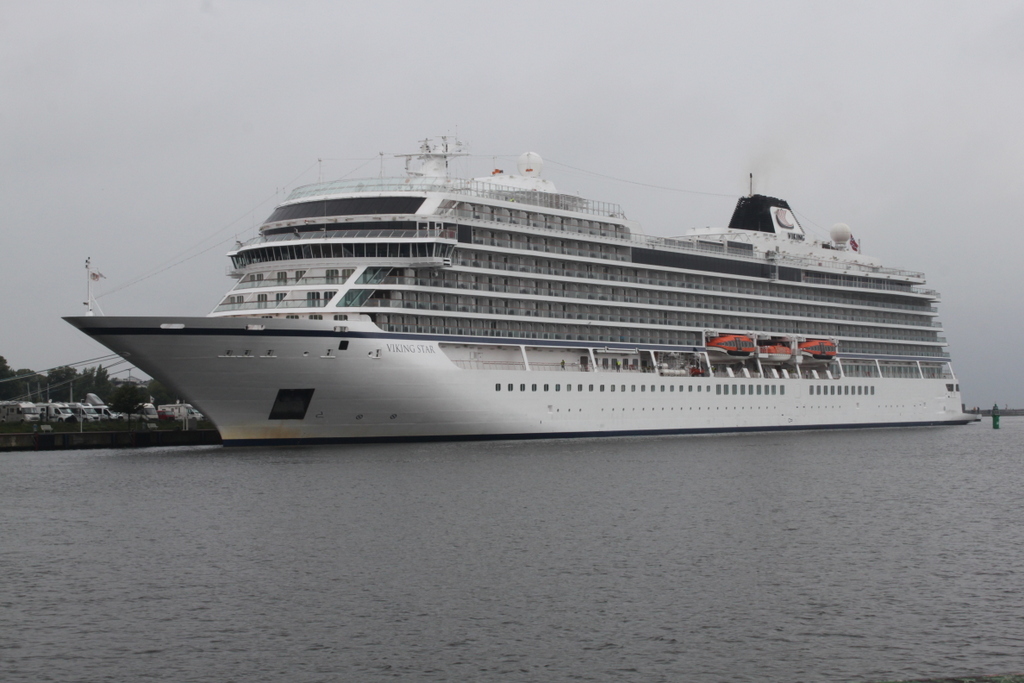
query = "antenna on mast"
(749, 172, 753, 197)
(84, 258, 106, 316)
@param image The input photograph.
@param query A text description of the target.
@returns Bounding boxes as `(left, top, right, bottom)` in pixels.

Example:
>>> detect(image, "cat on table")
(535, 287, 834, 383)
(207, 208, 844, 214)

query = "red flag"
(850, 235, 859, 252)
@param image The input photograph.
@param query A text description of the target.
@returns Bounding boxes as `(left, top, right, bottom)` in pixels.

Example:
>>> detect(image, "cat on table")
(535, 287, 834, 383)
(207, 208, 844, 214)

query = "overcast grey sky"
(2, 1, 1022, 408)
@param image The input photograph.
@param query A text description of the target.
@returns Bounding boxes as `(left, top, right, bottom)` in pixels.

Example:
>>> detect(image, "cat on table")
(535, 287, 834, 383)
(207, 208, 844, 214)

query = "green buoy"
(993, 403, 1000, 429)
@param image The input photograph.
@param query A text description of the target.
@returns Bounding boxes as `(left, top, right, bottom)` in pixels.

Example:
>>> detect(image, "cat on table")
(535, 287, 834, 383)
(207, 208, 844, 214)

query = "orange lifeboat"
(757, 344, 792, 363)
(707, 334, 755, 357)
(798, 339, 837, 360)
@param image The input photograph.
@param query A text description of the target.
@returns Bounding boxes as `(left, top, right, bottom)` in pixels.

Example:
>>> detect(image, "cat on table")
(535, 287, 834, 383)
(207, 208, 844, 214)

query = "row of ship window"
(453, 248, 930, 313)
(239, 269, 356, 288)
(452, 209, 920, 299)
(389, 278, 934, 328)
(494, 382, 880, 396)
(373, 315, 945, 358)
(379, 290, 938, 342)
(231, 241, 454, 269)
(468, 229, 630, 261)
(809, 384, 876, 396)
(374, 317, 942, 360)
(442, 202, 628, 237)
(227, 260, 937, 340)
(231, 249, 931, 318)
(495, 382, 789, 395)
(228, 281, 940, 348)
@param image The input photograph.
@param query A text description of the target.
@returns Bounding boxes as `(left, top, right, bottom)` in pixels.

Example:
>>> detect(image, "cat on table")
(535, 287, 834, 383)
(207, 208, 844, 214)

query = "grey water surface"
(2, 419, 1022, 683)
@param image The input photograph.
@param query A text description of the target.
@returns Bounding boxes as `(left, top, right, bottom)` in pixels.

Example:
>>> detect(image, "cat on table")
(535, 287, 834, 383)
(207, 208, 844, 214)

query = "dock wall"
(0, 430, 223, 452)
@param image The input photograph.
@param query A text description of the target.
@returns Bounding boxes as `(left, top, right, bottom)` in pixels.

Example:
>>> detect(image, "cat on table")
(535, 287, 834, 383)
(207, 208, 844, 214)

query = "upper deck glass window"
(264, 197, 426, 223)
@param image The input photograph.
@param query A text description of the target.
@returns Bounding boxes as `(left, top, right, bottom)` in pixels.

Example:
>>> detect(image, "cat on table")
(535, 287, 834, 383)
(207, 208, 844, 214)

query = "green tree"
(0, 357, 44, 401)
(46, 366, 79, 402)
(147, 379, 176, 407)
(78, 365, 114, 402)
(0, 356, 15, 400)
(109, 384, 148, 421)
(11, 369, 44, 402)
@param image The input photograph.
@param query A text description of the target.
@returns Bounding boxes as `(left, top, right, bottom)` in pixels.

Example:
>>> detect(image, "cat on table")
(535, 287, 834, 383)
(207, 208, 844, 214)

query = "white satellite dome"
(830, 222, 852, 244)
(517, 152, 543, 177)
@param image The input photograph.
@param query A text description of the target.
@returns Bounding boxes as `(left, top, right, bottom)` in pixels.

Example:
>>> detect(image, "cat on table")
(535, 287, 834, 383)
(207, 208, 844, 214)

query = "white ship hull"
(67, 316, 972, 446)
(68, 139, 972, 445)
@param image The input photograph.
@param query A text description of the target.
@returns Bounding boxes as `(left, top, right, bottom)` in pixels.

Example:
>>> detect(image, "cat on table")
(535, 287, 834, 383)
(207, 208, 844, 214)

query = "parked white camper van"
(1, 401, 42, 423)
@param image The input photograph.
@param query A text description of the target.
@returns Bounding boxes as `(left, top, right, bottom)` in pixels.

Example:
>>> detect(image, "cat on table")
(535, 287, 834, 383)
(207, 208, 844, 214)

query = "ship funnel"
(728, 194, 805, 236)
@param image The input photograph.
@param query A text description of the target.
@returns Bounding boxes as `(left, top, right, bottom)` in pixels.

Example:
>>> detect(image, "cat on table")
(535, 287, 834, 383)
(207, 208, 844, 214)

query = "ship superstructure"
(67, 138, 970, 444)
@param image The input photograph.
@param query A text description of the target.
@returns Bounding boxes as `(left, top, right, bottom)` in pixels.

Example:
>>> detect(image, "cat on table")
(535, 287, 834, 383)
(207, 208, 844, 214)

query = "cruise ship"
(66, 137, 971, 445)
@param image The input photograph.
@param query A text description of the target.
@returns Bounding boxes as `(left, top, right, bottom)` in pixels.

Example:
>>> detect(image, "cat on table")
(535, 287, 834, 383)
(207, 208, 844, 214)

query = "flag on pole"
(849, 235, 860, 252)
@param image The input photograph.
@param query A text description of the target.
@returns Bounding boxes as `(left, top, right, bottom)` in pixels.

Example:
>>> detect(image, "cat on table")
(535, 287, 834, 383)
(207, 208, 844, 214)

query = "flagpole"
(85, 258, 94, 316)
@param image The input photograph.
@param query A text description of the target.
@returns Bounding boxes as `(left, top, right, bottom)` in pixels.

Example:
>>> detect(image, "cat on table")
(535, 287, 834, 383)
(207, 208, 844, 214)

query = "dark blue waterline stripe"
(76, 326, 949, 363)
(221, 419, 973, 447)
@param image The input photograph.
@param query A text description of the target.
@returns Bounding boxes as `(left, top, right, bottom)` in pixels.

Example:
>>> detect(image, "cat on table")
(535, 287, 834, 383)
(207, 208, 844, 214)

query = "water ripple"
(2, 422, 1023, 682)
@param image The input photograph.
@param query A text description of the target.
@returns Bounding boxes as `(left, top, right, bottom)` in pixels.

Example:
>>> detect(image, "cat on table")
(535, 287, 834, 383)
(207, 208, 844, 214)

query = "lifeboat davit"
(798, 339, 837, 360)
(706, 334, 755, 357)
(757, 344, 792, 363)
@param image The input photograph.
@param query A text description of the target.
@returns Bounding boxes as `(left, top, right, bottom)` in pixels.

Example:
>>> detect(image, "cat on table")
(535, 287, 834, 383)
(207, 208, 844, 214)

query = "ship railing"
(529, 362, 590, 371)
(449, 359, 648, 373)
(457, 210, 756, 259)
(276, 179, 928, 281)
(449, 360, 528, 371)
(451, 209, 928, 281)
(364, 301, 946, 343)
(233, 275, 354, 290)
(800, 274, 932, 295)
(213, 298, 336, 313)
(374, 322, 952, 359)
(286, 177, 626, 218)
(377, 280, 943, 329)
(445, 263, 936, 313)
(236, 229, 933, 300)
(446, 208, 632, 241)
(237, 228, 456, 249)
(773, 254, 925, 280)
